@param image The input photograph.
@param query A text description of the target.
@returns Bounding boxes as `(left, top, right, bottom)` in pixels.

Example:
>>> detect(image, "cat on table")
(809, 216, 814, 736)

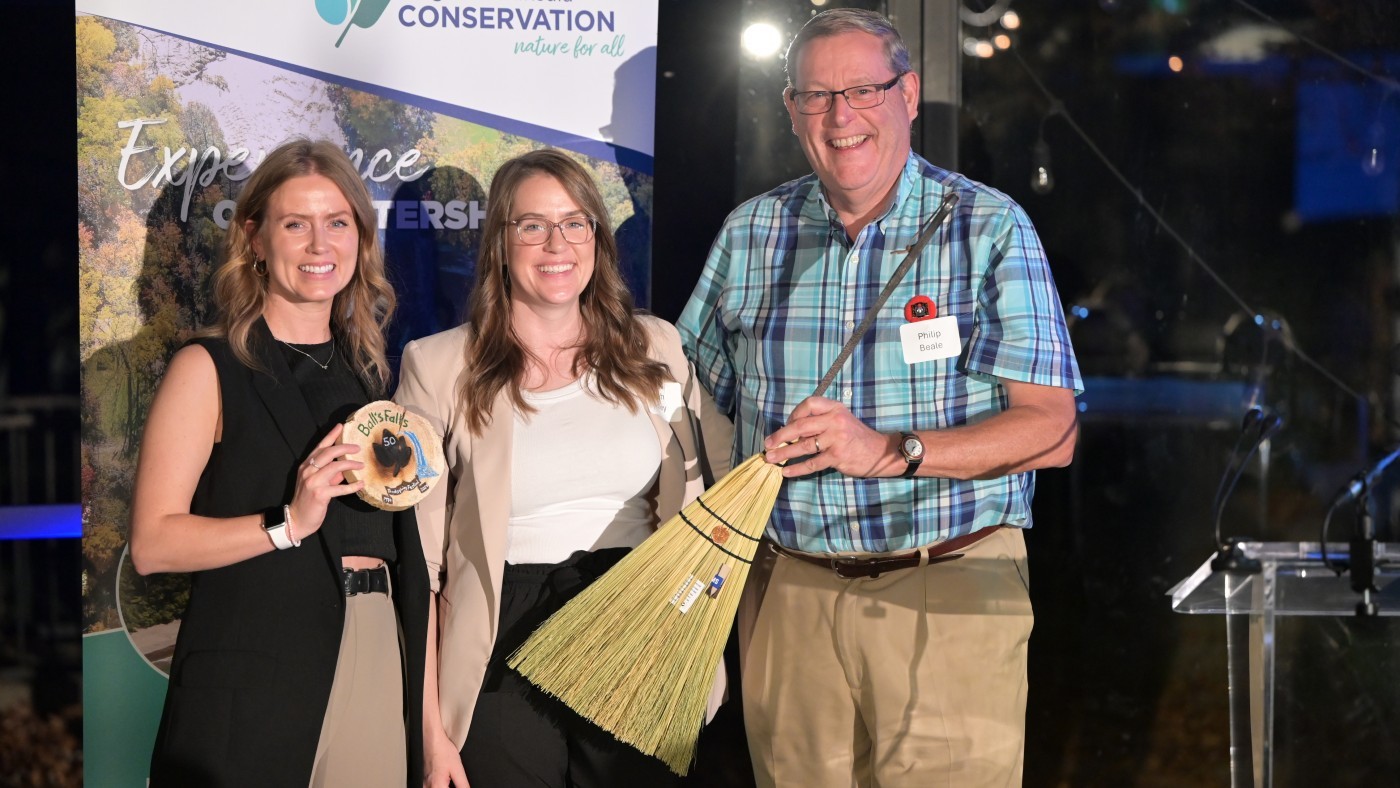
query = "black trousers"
(461, 548, 682, 788)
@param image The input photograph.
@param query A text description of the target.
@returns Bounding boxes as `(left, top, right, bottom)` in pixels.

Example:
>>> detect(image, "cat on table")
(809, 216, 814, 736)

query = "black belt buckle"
(342, 566, 388, 596)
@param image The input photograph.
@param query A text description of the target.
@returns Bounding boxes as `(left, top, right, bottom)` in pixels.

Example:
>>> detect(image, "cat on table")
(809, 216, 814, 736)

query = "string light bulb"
(1362, 121, 1386, 176)
(1030, 107, 1061, 196)
(1031, 138, 1055, 195)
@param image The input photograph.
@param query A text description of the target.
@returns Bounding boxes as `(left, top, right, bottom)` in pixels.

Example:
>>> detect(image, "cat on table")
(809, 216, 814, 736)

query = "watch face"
(902, 435, 925, 461)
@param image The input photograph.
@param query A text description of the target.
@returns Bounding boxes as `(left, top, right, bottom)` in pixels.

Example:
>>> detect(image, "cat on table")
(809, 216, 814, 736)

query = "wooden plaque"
(339, 400, 446, 511)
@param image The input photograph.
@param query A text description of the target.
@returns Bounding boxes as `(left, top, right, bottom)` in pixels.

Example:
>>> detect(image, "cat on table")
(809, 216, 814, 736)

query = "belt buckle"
(831, 557, 877, 580)
(342, 568, 363, 597)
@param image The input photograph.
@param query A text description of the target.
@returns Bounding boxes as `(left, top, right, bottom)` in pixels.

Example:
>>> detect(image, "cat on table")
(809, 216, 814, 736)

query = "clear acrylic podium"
(1169, 542, 1400, 788)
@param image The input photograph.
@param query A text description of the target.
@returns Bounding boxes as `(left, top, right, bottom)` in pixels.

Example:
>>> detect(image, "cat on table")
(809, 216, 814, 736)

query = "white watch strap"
(264, 504, 300, 550)
(265, 521, 295, 550)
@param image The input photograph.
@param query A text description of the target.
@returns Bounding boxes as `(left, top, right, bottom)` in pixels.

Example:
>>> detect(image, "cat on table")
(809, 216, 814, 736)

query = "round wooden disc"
(339, 400, 446, 511)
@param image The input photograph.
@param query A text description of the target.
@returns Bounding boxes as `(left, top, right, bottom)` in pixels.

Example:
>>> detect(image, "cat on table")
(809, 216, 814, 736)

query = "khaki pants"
(309, 585, 406, 788)
(742, 527, 1033, 788)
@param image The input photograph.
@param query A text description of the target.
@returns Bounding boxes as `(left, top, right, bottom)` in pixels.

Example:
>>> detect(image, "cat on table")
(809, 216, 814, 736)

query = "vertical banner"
(76, 2, 656, 783)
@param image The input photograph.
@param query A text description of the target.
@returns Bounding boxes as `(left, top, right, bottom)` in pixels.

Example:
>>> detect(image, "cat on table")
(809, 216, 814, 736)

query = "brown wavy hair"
(458, 148, 668, 434)
(202, 139, 395, 392)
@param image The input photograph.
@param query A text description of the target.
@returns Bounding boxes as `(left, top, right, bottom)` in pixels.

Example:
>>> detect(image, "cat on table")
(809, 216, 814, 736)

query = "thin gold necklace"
(279, 338, 336, 370)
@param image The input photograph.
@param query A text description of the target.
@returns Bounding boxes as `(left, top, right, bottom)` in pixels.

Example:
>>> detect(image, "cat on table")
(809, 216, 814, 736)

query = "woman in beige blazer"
(394, 150, 731, 788)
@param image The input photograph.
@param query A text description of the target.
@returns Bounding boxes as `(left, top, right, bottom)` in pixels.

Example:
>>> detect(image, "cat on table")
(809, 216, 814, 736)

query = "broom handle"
(811, 191, 961, 399)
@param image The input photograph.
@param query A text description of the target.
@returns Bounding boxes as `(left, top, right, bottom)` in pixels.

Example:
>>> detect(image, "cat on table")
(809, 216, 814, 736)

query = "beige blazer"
(394, 315, 734, 749)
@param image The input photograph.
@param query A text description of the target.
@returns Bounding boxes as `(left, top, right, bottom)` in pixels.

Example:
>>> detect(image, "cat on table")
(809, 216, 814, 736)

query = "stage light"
(741, 23, 783, 58)
(994, 34, 1012, 50)
(974, 39, 995, 58)
(1001, 10, 1021, 30)
(1168, 55, 1184, 72)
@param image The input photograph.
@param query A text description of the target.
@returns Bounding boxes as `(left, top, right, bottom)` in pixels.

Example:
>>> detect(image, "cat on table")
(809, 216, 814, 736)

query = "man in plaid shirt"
(677, 9, 1082, 788)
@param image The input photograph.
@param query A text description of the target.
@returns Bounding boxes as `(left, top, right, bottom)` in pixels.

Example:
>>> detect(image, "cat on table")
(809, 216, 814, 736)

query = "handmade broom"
(507, 191, 961, 774)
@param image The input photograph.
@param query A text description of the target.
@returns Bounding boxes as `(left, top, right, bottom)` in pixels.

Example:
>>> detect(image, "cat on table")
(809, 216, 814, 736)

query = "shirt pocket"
(938, 287, 978, 346)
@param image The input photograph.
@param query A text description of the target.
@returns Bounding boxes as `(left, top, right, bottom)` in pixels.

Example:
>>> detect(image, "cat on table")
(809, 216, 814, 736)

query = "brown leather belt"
(772, 525, 1003, 579)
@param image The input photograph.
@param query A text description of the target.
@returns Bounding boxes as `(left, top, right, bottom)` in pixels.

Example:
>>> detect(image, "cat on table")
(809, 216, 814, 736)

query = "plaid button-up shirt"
(677, 153, 1082, 553)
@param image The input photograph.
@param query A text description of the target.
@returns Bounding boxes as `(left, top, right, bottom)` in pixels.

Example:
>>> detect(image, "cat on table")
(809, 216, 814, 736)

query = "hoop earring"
(252, 258, 267, 276)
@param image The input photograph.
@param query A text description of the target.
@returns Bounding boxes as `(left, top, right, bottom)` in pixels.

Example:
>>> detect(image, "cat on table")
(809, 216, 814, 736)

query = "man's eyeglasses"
(509, 216, 597, 245)
(787, 73, 907, 115)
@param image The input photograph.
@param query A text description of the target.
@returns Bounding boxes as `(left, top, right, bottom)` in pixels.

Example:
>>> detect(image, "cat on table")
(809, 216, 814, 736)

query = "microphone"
(1210, 408, 1264, 544)
(1322, 444, 1400, 615)
(1211, 408, 1284, 572)
(1327, 444, 1400, 510)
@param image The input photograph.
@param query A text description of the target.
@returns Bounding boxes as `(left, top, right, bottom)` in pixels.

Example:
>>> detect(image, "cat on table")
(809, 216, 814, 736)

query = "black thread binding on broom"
(679, 510, 753, 564)
(696, 496, 761, 543)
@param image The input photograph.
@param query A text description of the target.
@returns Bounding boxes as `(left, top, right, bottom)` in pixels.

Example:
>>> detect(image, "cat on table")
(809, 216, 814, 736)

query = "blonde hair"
(203, 139, 395, 392)
(458, 149, 669, 434)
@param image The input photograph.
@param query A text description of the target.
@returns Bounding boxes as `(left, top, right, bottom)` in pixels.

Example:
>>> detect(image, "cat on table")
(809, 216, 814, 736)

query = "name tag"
(899, 316, 961, 364)
(655, 381, 685, 421)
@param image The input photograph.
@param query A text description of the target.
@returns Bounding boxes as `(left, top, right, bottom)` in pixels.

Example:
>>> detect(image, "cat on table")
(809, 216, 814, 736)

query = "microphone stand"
(1351, 489, 1378, 617)
(1323, 443, 1400, 616)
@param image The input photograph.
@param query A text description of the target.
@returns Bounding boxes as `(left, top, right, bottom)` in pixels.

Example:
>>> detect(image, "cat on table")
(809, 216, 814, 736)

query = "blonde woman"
(131, 139, 429, 787)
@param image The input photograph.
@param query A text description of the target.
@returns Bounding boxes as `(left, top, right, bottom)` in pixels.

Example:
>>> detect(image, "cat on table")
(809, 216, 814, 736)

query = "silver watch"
(898, 432, 925, 478)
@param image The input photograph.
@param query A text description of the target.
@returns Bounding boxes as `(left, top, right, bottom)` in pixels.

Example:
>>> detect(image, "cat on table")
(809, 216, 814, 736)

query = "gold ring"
(814, 438, 822, 453)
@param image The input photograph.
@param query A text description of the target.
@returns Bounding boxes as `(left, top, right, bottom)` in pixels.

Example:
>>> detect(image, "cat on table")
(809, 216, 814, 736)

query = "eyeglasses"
(787, 73, 907, 115)
(509, 216, 597, 245)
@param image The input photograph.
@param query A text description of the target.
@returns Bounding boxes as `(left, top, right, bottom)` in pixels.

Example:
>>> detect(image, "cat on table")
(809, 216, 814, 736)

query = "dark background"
(6, 0, 1400, 785)
(0, 0, 82, 785)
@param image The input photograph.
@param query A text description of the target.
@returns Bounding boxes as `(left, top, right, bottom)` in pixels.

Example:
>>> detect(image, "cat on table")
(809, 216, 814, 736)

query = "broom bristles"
(508, 453, 783, 774)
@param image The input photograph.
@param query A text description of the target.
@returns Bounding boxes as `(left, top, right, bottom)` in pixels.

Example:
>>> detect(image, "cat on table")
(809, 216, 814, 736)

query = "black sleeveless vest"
(148, 318, 428, 788)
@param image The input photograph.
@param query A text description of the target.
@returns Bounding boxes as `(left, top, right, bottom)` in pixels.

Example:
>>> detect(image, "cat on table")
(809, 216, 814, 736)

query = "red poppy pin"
(904, 296, 936, 322)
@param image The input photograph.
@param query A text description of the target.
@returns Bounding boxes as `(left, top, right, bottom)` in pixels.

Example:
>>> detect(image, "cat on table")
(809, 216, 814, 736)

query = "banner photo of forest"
(77, 12, 653, 782)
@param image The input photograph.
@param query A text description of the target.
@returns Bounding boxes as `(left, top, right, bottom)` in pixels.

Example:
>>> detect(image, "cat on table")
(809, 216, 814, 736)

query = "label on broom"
(669, 575, 695, 606)
(669, 574, 706, 614)
(706, 563, 731, 599)
(339, 400, 446, 511)
(677, 579, 707, 613)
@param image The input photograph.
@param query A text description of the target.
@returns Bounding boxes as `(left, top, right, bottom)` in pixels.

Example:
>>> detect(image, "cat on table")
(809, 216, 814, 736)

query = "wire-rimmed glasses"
(509, 216, 597, 245)
(786, 73, 908, 115)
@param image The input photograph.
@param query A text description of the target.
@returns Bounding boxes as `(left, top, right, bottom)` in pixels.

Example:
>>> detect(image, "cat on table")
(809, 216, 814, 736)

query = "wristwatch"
(898, 432, 925, 478)
(262, 505, 299, 550)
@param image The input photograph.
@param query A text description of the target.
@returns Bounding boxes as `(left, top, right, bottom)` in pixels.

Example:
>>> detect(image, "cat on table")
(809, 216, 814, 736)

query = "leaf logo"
(315, 0, 392, 47)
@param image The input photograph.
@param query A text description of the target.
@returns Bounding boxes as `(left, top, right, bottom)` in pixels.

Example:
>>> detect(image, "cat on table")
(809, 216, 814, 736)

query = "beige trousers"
(309, 586, 406, 788)
(742, 527, 1033, 788)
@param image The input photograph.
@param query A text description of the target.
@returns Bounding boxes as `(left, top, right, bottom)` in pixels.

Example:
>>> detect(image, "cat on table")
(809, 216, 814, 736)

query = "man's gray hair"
(784, 8, 912, 88)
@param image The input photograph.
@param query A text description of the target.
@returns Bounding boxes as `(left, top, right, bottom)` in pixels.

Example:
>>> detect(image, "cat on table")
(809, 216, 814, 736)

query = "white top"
(507, 376, 662, 564)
